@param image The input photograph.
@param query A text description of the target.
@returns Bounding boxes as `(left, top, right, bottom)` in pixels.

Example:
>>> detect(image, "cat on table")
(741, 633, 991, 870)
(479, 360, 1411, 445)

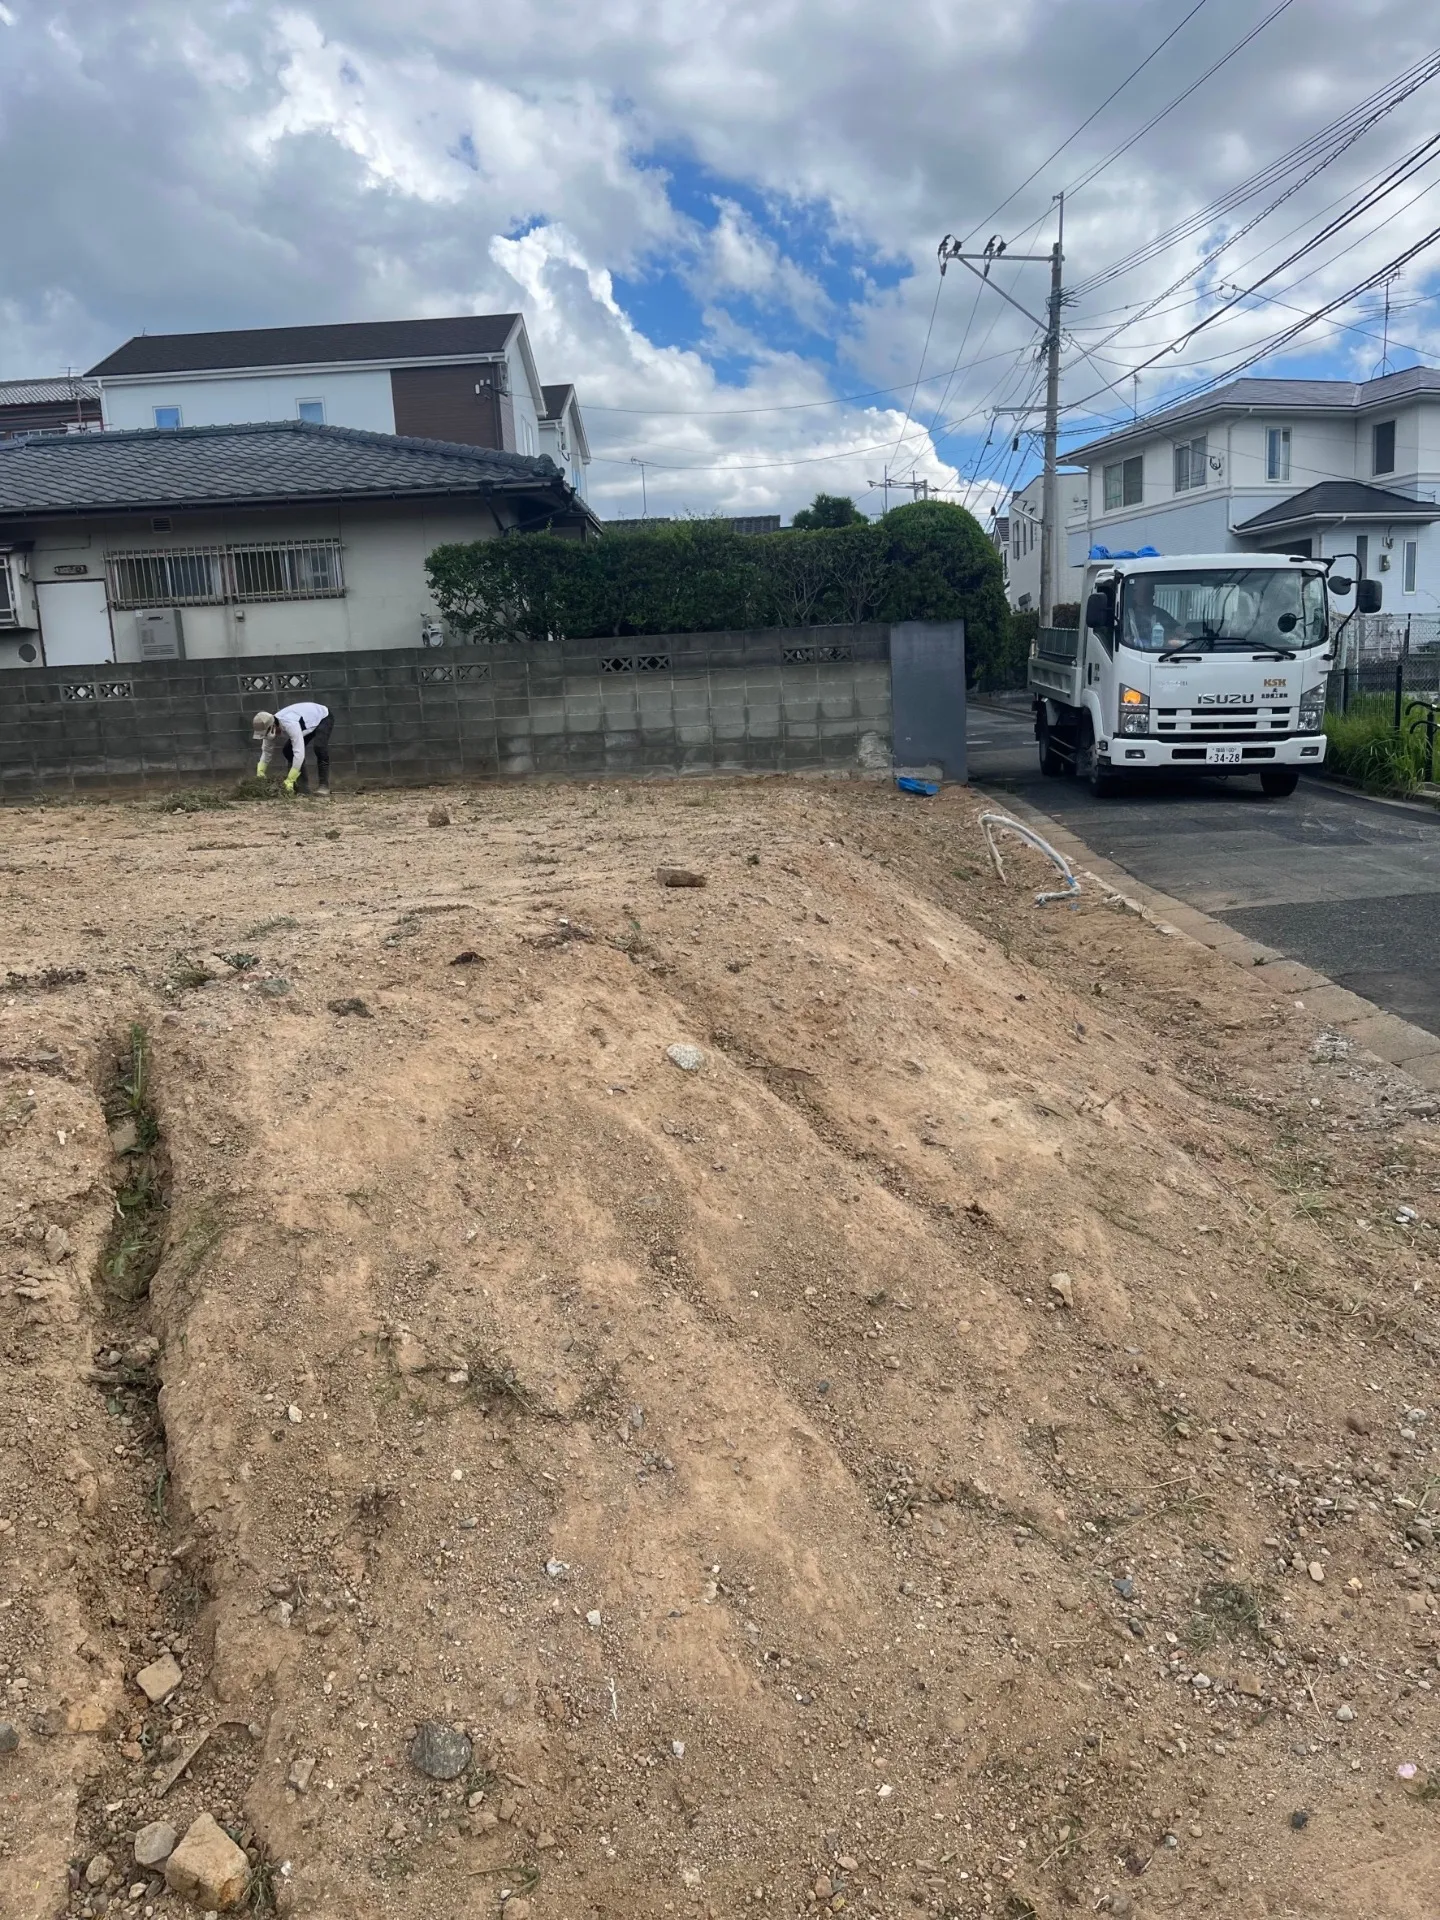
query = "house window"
(106, 541, 343, 609)
(152, 406, 182, 431)
(229, 542, 343, 601)
(1355, 534, 1368, 579)
(1173, 435, 1207, 493)
(1404, 539, 1418, 593)
(1265, 427, 1291, 482)
(1104, 455, 1143, 510)
(107, 548, 224, 607)
(297, 400, 326, 425)
(1373, 419, 1396, 475)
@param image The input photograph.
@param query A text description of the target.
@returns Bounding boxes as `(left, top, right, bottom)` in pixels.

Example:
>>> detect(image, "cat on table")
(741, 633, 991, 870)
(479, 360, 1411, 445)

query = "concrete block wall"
(0, 622, 914, 797)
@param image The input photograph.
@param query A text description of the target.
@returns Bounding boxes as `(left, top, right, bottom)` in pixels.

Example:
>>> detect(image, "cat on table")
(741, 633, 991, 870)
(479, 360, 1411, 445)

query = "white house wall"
(99, 369, 398, 435)
(25, 498, 500, 665)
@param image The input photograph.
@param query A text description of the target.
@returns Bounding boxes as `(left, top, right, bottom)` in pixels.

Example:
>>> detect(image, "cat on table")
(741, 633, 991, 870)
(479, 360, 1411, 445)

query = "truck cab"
(1029, 551, 1379, 797)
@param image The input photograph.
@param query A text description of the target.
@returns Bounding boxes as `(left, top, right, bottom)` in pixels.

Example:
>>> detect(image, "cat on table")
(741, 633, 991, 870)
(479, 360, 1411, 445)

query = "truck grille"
(1155, 707, 1292, 735)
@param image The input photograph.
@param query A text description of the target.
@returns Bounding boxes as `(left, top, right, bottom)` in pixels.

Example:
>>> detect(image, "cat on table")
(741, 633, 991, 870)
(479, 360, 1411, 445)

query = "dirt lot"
(1, 772, 1438, 1920)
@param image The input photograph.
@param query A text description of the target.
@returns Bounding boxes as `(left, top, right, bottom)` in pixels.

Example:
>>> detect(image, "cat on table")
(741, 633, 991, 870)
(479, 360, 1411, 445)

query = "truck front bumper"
(1101, 733, 1327, 770)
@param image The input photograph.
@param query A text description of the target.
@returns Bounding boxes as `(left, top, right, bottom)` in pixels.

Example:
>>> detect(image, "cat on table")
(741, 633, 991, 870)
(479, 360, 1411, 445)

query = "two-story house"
(1065, 368, 1440, 609)
(87, 315, 590, 492)
(1004, 471, 1089, 610)
(538, 383, 590, 497)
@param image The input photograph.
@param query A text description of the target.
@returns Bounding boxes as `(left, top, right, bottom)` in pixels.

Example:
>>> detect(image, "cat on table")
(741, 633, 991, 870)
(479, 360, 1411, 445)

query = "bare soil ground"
(1, 773, 1438, 1920)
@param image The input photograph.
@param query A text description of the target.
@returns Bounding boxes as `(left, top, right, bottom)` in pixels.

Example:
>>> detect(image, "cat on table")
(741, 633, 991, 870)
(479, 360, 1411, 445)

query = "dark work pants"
(282, 713, 333, 789)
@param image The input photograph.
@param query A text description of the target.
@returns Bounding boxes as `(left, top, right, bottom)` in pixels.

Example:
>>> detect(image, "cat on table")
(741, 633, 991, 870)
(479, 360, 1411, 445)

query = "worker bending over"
(253, 702, 333, 797)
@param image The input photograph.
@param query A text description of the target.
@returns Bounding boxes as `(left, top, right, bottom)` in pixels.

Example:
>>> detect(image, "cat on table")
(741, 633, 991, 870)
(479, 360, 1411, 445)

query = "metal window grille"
(106, 541, 343, 610)
(108, 547, 225, 609)
(230, 541, 343, 601)
(0, 554, 14, 625)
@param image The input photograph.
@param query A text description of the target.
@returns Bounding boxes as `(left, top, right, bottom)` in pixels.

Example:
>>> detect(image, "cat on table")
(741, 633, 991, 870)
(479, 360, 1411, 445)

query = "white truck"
(1028, 550, 1381, 797)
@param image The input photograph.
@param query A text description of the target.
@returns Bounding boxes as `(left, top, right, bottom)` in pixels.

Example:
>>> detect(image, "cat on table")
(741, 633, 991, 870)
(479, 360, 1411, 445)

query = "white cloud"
(0, 0, 1436, 523)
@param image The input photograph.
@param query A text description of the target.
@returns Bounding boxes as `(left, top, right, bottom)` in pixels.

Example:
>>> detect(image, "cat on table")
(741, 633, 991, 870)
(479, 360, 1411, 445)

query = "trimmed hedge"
(426, 501, 1009, 682)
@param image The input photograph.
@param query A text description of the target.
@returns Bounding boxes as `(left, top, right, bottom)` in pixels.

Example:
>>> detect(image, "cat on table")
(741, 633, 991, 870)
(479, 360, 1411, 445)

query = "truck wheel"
(1077, 719, 1122, 798)
(1037, 714, 1066, 777)
(1260, 767, 1300, 798)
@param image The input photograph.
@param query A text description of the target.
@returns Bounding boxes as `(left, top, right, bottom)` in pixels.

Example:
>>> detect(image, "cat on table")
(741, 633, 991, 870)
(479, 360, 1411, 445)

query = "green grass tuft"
(1324, 693, 1432, 796)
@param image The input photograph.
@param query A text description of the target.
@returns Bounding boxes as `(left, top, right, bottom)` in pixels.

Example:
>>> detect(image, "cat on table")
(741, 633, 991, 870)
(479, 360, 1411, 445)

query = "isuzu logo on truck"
(1197, 692, 1257, 706)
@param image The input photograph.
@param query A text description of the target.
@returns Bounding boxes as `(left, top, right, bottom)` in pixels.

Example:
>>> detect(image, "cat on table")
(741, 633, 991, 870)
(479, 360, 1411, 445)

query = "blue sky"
(0, 0, 1437, 521)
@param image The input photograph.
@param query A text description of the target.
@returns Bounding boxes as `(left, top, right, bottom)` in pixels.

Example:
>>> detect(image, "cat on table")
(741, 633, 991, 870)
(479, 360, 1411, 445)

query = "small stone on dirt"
(288, 1756, 316, 1792)
(109, 1118, 139, 1155)
(0, 1722, 18, 1754)
(409, 1720, 473, 1780)
(666, 1043, 705, 1072)
(656, 867, 706, 888)
(85, 1852, 113, 1887)
(428, 805, 451, 828)
(1049, 1272, 1075, 1309)
(1336, 1703, 1355, 1722)
(1308, 1561, 1325, 1584)
(1290, 1809, 1309, 1830)
(134, 1821, 179, 1868)
(164, 1812, 251, 1909)
(135, 1652, 182, 1703)
(586, 1608, 603, 1628)
(327, 997, 371, 1018)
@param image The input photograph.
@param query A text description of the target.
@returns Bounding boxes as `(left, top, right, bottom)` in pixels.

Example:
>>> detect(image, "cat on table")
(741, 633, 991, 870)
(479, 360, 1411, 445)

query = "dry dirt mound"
(1, 776, 1437, 1920)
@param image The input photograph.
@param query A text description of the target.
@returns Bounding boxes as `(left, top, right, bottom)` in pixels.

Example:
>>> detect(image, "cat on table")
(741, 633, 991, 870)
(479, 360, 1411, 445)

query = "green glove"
(283, 769, 300, 793)
(255, 759, 266, 779)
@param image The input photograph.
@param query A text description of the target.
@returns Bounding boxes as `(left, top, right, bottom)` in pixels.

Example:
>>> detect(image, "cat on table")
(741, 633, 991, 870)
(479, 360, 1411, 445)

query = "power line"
(888, 272, 947, 463)
(1061, 136, 1440, 407)
(1068, 43, 1440, 296)
(1062, 218, 1440, 425)
(961, 0, 1213, 242)
(576, 344, 1029, 417)
(1062, 0, 1299, 200)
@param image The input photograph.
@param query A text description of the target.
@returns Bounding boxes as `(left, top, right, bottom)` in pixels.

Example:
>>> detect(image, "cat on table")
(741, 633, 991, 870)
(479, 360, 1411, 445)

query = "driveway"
(968, 700, 1440, 1038)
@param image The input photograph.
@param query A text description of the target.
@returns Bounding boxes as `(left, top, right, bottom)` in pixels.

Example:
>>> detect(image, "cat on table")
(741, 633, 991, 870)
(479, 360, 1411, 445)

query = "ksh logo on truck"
(1196, 692, 1258, 706)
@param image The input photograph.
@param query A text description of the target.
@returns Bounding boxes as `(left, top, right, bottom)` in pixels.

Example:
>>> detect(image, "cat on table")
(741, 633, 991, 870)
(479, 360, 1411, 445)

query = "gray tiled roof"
(1068, 366, 1440, 463)
(0, 377, 100, 408)
(0, 419, 572, 519)
(88, 315, 521, 378)
(1233, 480, 1440, 535)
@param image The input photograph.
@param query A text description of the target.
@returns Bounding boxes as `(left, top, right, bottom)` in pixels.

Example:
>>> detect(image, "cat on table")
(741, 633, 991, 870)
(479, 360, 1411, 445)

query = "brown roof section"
(541, 383, 576, 420)
(88, 315, 521, 379)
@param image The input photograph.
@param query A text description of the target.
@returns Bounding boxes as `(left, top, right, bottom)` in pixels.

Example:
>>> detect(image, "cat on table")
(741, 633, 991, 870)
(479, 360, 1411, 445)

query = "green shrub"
(426, 502, 1009, 678)
(1323, 693, 1429, 795)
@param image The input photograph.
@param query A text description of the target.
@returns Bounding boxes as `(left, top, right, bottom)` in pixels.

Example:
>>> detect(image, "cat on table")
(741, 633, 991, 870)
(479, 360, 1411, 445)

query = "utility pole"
(1039, 192, 1064, 630)
(630, 457, 649, 517)
(867, 471, 930, 511)
(938, 194, 1065, 624)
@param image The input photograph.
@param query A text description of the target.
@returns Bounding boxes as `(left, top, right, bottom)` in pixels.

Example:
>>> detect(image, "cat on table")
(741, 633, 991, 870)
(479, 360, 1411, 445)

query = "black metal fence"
(1328, 652, 1440, 714)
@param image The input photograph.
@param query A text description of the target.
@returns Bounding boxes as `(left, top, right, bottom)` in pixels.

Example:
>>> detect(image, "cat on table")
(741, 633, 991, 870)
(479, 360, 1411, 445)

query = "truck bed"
(1027, 626, 1082, 707)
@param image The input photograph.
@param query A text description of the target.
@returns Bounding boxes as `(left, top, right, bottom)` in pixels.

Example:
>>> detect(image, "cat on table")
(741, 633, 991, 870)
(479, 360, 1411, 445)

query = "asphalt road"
(967, 699, 1440, 1038)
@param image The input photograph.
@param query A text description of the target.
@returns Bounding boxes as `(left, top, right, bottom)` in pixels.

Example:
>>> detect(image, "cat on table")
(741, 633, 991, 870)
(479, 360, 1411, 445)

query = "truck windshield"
(1120, 569, 1326, 653)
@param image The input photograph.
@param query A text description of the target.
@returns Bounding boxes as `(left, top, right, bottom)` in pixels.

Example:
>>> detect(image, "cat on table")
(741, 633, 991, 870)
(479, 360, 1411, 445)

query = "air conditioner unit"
(136, 607, 185, 659)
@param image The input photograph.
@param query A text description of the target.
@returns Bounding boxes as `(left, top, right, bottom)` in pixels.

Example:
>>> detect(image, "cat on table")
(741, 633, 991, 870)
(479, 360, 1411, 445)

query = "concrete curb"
(978, 787, 1440, 1095)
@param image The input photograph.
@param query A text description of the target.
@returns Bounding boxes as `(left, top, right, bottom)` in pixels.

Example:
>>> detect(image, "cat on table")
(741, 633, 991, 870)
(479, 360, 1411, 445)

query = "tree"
(790, 492, 866, 530)
(876, 500, 1008, 685)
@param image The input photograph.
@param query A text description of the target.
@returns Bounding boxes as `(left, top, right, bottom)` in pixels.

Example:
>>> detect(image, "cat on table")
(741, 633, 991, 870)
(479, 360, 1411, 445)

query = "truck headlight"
(1117, 684, 1149, 735)
(1298, 687, 1325, 732)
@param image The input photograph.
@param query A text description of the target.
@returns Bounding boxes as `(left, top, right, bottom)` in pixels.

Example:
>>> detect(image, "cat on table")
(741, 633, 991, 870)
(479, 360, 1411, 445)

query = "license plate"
(1206, 745, 1243, 765)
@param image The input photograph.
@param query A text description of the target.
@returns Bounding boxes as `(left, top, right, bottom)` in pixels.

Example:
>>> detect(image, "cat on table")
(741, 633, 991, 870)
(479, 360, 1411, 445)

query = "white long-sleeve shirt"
(259, 702, 329, 772)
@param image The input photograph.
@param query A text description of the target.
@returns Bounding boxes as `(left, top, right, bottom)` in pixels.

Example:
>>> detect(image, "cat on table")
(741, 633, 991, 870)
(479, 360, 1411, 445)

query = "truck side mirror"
(1357, 578, 1382, 613)
(1085, 591, 1113, 633)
